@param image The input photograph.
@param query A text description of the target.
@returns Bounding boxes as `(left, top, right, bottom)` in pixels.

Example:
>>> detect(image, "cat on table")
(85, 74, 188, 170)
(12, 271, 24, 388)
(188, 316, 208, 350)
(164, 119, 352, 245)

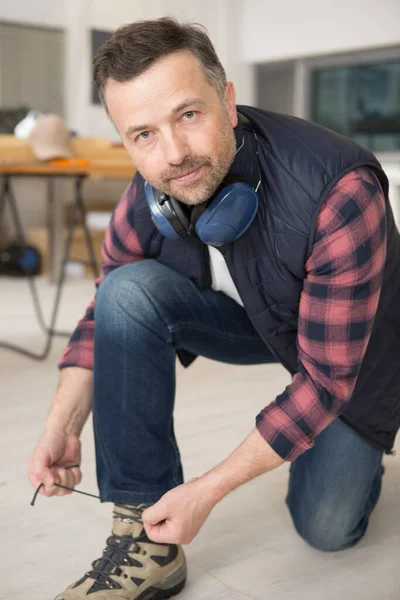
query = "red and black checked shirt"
(60, 166, 387, 461)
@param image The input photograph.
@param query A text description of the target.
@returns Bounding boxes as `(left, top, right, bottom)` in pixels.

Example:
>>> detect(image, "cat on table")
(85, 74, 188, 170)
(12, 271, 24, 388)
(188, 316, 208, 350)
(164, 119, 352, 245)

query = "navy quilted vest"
(134, 106, 400, 454)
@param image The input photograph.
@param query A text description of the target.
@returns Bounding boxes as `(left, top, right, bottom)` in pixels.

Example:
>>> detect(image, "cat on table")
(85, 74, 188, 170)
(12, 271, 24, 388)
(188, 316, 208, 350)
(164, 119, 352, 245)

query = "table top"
(0, 159, 135, 180)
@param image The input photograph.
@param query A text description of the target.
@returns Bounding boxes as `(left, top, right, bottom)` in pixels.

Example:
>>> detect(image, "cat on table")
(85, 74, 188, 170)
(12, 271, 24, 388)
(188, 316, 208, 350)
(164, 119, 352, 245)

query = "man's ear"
(224, 82, 238, 128)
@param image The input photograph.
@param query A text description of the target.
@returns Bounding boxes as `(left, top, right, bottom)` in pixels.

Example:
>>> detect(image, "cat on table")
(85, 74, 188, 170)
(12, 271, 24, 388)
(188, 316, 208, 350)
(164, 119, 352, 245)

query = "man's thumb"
(142, 502, 168, 526)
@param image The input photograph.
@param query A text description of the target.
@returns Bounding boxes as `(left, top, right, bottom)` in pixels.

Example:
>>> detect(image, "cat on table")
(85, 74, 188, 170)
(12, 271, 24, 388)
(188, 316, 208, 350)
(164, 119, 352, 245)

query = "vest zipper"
(201, 243, 212, 288)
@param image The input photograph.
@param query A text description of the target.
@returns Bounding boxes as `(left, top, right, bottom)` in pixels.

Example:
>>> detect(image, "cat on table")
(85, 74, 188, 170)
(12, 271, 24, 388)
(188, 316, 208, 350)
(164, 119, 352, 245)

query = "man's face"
(105, 51, 238, 206)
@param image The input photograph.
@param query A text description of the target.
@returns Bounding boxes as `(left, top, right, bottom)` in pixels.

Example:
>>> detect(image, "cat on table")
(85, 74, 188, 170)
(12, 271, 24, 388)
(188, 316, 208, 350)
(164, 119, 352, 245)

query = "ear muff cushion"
(195, 182, 258, 246)
(145, 181, 192, 239)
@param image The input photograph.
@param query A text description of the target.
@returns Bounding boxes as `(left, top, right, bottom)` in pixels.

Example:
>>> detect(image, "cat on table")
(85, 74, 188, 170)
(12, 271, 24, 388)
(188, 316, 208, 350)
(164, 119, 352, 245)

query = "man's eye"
(183, 111, 196, 119)
(138, 131, 150, 141)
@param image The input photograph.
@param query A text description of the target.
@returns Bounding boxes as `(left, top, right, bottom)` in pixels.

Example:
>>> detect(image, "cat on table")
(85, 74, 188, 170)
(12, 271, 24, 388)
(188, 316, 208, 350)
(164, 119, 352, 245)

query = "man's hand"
(27, 367, 93, 498)
(142, 477, 216, 545)
(142, 427, 284, 545)
(28, 430, 82, 498)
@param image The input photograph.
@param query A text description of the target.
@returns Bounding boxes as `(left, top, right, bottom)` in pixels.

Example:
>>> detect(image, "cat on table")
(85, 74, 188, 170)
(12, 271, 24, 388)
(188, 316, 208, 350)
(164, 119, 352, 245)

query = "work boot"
(54, 503, 187, 599)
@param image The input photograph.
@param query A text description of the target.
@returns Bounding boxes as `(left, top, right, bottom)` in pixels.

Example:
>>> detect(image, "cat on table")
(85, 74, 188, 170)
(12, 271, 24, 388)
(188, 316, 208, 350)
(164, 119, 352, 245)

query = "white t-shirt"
(208, 245, 243, 307)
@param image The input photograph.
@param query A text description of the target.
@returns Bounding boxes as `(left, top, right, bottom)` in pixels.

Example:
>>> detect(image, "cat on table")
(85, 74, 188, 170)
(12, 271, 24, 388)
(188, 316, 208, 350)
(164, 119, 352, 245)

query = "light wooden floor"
(1, 277, 399, 600)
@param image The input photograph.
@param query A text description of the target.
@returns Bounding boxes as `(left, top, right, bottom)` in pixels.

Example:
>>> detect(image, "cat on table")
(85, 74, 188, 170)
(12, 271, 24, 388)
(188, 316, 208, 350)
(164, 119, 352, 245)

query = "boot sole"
(136, 577, 186, 600)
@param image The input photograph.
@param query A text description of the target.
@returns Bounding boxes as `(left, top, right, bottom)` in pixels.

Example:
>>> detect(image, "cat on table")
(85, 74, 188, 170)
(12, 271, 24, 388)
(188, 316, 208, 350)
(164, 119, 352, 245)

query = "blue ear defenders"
(144, 113, 261, 247)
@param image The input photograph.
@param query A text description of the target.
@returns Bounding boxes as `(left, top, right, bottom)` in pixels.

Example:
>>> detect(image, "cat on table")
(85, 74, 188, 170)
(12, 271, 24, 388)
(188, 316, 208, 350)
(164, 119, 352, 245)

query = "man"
(28, 17, 400, 600)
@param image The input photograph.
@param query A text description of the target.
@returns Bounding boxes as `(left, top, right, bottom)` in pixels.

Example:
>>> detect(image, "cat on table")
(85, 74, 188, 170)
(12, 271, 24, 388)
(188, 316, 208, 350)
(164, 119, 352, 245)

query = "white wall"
(0, 0, 66, 28)
(241, 0, 400, 63)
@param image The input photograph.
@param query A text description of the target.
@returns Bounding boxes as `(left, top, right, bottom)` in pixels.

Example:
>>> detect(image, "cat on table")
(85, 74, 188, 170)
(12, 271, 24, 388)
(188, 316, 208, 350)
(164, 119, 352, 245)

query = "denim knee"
(95, 266, 134, 329)
(287, 495, 366, 552)
(94, 262, 170, 341)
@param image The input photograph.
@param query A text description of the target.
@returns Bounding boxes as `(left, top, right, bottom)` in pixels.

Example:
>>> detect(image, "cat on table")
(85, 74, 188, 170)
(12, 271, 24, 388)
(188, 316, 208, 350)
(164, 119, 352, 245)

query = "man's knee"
(287, 495, 365, 552)
(97, 262, 141, 309)
(95, 261, 170, 336)
(96, 261, 162, 310)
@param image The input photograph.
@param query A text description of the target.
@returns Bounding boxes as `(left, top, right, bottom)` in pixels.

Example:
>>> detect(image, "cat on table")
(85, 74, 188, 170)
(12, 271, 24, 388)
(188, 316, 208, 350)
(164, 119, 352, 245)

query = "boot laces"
(84, 504, 148, 590)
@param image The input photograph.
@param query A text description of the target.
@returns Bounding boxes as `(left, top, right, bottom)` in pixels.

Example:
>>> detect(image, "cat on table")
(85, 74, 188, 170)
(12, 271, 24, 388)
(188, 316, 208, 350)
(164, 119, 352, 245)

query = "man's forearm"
(45, 367, 93, 436)
(200, 427, 284, 503)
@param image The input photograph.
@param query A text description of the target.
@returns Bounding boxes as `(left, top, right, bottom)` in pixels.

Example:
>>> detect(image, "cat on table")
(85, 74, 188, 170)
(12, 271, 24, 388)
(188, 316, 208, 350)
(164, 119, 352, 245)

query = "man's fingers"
(38, 468, 60, 497)
(41, 467, 69, 496)
(144, 523, 164, 543)
(30, 467, 53, 489)
(142, 501, 169, 526)
(70, 466, 82, 486)
(30, 463, 82, 498)
(55, 469, 71, 496)
(52, 467, 78, 495)
(144, 521, 175, 544)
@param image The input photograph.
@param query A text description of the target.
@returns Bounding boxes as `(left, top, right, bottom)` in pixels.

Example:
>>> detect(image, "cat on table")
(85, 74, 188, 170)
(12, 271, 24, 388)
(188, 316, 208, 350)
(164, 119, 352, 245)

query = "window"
(311, 60, 400, 153)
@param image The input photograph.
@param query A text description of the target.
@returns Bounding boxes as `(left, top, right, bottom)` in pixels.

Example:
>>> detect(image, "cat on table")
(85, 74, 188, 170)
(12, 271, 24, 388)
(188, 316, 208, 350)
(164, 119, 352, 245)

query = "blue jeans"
(93, 260, 384, 552)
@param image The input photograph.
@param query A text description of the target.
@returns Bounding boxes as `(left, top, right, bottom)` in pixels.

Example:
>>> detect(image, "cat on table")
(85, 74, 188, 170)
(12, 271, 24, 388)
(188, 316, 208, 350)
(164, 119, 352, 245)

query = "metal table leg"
(0, 174, 98, 360)
(47, 177, 64, 285)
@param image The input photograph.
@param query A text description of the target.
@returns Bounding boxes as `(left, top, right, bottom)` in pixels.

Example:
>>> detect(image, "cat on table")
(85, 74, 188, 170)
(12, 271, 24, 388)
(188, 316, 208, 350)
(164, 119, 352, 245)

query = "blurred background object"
(14, 109, 43, 139)
(26, 114, 72, 160)
(0, 106, 31, 134)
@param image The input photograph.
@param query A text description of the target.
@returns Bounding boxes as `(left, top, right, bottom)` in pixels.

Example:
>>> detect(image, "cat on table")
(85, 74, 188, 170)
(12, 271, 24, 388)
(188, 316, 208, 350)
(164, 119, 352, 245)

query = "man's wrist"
(197, 427, 285, 505)
(44, 367, 93, 436)
(196, 468, 233, 505)
(44, 402, 86, 436)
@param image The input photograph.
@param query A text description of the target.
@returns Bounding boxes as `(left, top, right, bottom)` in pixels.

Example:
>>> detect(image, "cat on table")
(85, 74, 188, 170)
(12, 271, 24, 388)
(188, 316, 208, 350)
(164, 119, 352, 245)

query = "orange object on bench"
(49, 158, 90, 167)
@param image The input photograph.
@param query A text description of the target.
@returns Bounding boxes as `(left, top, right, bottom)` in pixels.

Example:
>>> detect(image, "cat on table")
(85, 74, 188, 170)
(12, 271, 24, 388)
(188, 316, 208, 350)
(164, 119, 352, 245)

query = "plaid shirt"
(60, 166, 387, 461)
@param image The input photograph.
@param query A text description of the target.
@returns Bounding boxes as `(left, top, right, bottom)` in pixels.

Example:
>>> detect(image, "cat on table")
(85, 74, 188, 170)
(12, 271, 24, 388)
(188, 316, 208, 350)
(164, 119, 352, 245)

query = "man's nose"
(163, 131, 190, 166)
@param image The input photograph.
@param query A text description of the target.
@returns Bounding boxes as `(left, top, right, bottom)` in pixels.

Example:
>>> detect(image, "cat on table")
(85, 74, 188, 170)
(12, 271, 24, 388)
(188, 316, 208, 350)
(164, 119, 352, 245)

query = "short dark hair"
(93, 17, 227, 109)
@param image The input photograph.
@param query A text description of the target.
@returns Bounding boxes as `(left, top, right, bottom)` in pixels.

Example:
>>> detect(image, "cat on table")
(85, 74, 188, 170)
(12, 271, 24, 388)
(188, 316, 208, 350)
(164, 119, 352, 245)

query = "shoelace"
(84, 505, 148, 590)
(30, 464, 100, 506)
(31, 473, 150, 589)
(86, 533, 142, 589)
